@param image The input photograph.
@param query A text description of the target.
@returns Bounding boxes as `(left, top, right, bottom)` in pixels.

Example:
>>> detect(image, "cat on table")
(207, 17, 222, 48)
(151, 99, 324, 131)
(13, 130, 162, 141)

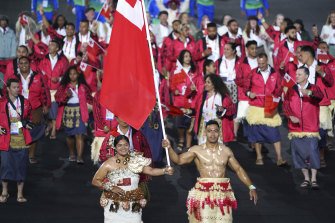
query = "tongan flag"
(316, 48, 334, 61)
(282, 73, 296, 88)
(100, 2, 111, 20)
(87, 38, 100, 62)
(79, 61, 92, 79)
(20, 13, 29, 25)
(171, 60, 188, 90)
(101, 0, 156, 130)
(264, 95, 280, 115)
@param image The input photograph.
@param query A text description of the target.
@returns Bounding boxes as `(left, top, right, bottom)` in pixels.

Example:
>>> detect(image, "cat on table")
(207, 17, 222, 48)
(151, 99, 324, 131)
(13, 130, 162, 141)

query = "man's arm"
(227, 147, 258, 205)
(162, 139, 196, 165)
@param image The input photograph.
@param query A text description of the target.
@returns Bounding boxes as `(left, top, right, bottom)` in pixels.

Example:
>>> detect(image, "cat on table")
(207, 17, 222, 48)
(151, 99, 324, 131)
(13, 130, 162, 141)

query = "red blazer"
(38, 54, 69, 90)
(55, 83, 93, 130)
(0, 96, 32, 151)
(167, 37, 199, 72)
(275, 38, 319, 73)
(265, 26, 285, 66)
(323, 60, 335, 100)
(8, 72, 51, 110)
(5, 59, 38, 81)
(170, 69, 202, 109)
(161, 33, 176, 72)
(192, 90, 236, 142)
(196, 36, 224, 74)
(283, 83, 323, 133)
(99, 129, 154, 182)
(93, 90, 118, 137)
(221, 33, 246, 58)
(244, 67, 282, 107)
(285, 61, 333, 106)
(236, 57, 253, 101)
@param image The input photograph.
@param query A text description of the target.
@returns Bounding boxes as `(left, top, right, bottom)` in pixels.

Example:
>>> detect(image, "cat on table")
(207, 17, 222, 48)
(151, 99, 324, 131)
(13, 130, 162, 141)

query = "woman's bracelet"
(249, 185, 256, 190)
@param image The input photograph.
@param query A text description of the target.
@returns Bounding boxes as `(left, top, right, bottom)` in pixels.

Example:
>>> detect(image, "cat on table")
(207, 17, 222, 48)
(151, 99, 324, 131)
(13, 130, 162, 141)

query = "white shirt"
(63, 37, 76, 61)
(321, 24, 335, 44)
(249, 30, 264, 47)
(159, 24, 169, 41)
(202, 93, 223, 122)
(41, 32, 51, 45)
(19, 70, 33, 99)
(248, 57, 258, 69)
(287, 40, 294, 53)
(68, 85, 80, 104)
(117, 125, 134, 151)
(206, 35, 220, 61)
(297, 81, 309, 98)
(219, 56, 236, 81)
(258, 65, 271, 84)
(56, 27, 66, 36)
(49, 54, 58, 70)
(305, 60, 318, 84)
(228, 31, 242, 57)
(79, 31, 90, 43)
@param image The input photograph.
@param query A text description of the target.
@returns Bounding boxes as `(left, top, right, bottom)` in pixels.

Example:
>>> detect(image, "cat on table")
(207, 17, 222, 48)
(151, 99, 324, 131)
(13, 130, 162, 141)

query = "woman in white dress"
(92, 135, 174, 223)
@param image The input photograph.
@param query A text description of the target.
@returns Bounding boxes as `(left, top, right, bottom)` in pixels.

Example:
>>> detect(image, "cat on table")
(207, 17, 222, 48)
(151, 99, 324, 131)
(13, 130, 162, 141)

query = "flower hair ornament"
(107, 128, 120, 156)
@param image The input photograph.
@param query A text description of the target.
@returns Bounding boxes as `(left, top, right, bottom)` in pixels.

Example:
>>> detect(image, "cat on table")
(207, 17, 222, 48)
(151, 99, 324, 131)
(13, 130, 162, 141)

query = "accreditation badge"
(106, 109, 115, 121)
(10, 122, 19, 135)
(22, 89, 29, 99)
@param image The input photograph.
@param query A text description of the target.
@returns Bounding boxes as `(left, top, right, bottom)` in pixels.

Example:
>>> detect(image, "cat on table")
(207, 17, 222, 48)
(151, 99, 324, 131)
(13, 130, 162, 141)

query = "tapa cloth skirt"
(63, 103, 86, 136)
(0, 147, 28, 182)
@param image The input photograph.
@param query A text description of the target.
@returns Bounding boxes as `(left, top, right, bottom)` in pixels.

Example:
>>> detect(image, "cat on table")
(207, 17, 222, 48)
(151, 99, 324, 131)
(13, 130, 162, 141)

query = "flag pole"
(140, 0, 171, 167)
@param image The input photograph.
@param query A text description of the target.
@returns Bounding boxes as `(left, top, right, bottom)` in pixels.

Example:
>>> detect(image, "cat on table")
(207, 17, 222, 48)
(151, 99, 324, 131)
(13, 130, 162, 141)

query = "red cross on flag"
(317, 48, 333, 61)
(20, 13, 29, 25)
(79, 61, 92, 79)
(101, 0, 156, 130)
(86, 38, 100, 62)
(100, 2, 111, 20)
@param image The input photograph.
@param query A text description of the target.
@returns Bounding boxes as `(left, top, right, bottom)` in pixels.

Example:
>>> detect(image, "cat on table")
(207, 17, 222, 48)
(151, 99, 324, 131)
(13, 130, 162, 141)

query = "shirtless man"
(162, 120, 257, 223)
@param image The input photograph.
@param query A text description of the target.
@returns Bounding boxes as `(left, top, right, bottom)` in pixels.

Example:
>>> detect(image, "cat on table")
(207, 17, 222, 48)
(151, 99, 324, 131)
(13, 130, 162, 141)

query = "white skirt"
(104, 200, 142, 223)
(235, 101, 249, 123)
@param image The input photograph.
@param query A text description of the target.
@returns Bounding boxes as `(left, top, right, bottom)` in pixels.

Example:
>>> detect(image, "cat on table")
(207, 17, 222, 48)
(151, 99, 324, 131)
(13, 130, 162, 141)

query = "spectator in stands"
(0, 16, 17, 60)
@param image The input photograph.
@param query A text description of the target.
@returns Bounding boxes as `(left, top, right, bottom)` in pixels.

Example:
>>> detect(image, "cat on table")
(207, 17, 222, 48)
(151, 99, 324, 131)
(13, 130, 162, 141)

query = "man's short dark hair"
(318, 41, 328, 48)
(159, 11, 168, 17)
(19, 56, 30, 64)
(258, 52, 268, 60)
(246, 40, 257, 48)
(206, 120, 220, 129)
(203, 59, 214, 75)
(50, 39, 60, 49)
(85, 7, 95, 13)
(80, 19, 89, 25)
(300, 45, 315, 58)
(227, 19, 237, 27)
(6, 78, 19, 88)
(284, 18, 293, 27)
(284, 25, 296, 34)
(172, 19, 181, 25)
(18, 45, 29, 52)
(207, 22, 217, 28)
(297, 66, 310, 76)
(66, 22, 75, 29)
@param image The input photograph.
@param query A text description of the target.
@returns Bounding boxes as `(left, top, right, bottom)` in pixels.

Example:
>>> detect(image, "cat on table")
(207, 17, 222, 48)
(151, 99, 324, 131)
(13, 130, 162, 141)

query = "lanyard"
(205, 92, 216, 110)
(20, 74, 31, 90)
(8, 98, 21, 119)
(64, 38, 74, 56)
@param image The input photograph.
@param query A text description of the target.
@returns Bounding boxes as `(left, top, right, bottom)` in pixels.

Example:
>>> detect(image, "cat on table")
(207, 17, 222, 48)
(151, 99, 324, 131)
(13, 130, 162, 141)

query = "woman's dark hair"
(60, 66, 90, 89)
(203, 59, 214, 75)
(114, 135, 130, 147)
(53, 15, 67, 30)
(178, 49, 196, 73)
(205, 74, 230, 96)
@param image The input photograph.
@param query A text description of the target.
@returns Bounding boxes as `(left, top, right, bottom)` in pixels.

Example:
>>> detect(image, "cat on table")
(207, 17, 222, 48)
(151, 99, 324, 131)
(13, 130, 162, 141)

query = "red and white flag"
(282, 73, 296, 88)
(171, 60, 188, 90)
(20, 13, 29, 25)
(316, 48, 334, 61)
(101, 0, 156, 130)
(79, 61, 92, 79)
(87, 38, 100, 62)
(100, 2, 111, 20)
(264, 95, 280, 115)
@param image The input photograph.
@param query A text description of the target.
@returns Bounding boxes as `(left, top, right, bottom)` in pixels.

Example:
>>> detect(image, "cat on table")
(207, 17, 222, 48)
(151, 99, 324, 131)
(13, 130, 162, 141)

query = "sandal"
(311, 181, 319, 190)
(45, 126, 51, 137)
(49, 135, 57, 140)
(0, 194, 9, 203)
(277, 159, 287, 167)
(17, 197, 27, 203)
(77, 158, 84, 165)
(29, 157, 38, 164)
(176, 142, 184, 152)
(68, 156, 76, 162)
(256, 159, 264, 165)
(300, 180, 310, 188)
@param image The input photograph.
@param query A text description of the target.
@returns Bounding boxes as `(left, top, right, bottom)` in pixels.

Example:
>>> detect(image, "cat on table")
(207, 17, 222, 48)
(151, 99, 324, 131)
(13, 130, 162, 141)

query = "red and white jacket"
(244, 66, 282, 107)
(93, 90, 118, 137)
(55, 83, 93, 130)
(321, 60, 335, 100)
(235, 57, 254, 101)
(38, 54, 69, 90)
(283, 83, 323, 133)
(0, 95, 32, 151)
(221, 32, 246, 58)
(192, 90, 236, 142)
(5, 58, 38, 81)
